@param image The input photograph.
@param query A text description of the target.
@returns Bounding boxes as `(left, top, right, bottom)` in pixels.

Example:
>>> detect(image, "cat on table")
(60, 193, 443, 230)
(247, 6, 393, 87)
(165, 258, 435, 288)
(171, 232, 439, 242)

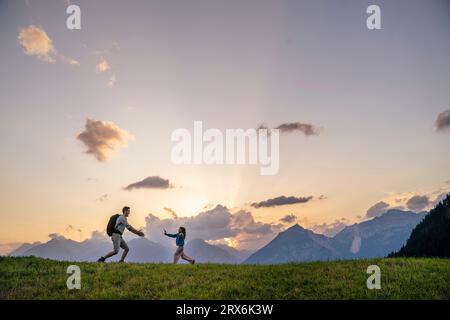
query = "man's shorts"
(111, 233, 129, 252)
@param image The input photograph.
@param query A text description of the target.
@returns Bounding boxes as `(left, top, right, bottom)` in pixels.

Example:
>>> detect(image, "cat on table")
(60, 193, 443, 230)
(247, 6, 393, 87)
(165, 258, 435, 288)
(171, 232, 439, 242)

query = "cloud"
(275, 122, 320, 136)
(251, 195, 313, 208)
(145, 205, 282, 250)
(366, 201, 390, 218)
(106, 75, 116, 88)
(232, 210, 278, 235)
(48, 233, 64, 240)
(96, 57, 110, 73)
(310, 219, 348, 237)
(279, 214, 297, 224)
(435, 110, 450, 132)
(63, 225, 83, 239)
(60, 55, 80, 66)
(406, 195, 430, 212)
(125, 176, 173, 191)
(296, 216, 349, 237)
(112, 42, 120, 51)
(257, 122, 321, 136)
(432, 192, 448, 207)
(373, 189, 450, 214)
(18, 25, 55, 62)
(203, 203, 216, 210)
(164, 207, 178, 219)
(90, 230, 108, 241)
(96, 194, 108, 202)
(77, 118, 133, 162)
(95, 57, 116, 87)
(18, 25, 79, 65)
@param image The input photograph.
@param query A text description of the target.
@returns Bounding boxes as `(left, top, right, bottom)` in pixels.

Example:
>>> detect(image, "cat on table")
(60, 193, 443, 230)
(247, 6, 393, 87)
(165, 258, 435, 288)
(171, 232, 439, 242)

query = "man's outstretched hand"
(129, 226, 145, 237)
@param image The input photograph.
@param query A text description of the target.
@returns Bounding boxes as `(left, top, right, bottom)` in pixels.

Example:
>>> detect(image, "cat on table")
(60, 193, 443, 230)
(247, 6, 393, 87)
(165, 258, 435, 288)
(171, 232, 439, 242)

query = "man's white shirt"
(115, 215, 131, 234)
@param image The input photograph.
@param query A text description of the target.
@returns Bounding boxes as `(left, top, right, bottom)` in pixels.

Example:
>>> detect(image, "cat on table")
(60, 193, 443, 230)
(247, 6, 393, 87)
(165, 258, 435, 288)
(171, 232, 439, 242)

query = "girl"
(164, 227, 195, 264)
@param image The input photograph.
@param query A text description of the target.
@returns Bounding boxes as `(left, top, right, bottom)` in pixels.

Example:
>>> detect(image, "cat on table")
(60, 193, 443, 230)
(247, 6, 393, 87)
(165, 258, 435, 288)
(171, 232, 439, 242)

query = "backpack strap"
(114, 218, 124, 235)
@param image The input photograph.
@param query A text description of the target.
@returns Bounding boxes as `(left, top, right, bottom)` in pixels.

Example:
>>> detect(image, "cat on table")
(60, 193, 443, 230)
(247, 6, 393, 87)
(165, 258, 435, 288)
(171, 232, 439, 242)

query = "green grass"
(0, 256, 449, 299)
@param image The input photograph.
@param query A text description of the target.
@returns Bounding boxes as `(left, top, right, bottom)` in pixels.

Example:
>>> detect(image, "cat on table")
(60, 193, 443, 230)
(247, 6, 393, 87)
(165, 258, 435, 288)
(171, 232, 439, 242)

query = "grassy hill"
(1, 256, 449, 299)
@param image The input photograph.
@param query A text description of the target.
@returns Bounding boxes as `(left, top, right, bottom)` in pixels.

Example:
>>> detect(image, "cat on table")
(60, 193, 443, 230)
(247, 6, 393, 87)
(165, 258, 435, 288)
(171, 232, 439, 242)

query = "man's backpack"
(106, 214, 120, 236)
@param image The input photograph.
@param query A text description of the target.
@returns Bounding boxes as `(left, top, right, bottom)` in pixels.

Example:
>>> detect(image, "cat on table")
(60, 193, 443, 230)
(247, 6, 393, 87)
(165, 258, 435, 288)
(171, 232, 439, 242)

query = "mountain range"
(8, 209, 427, 264)
(244, 209, 427, 264)
(8, 236, 252, 263)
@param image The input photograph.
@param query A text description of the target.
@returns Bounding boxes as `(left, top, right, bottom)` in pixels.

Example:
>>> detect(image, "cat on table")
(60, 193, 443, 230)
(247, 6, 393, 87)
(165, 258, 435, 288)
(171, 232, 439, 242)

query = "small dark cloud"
(435, 110, 450, 132)
(251, 195, 313, 208)
(406, 195, 430, 212)
(257, 122, 321, 136)
(366, 201, 390, 218)
(318, 195, 327, 200)
(279, 214, 297, 224)
(125, 176, 173, 191)
(275, 122, 320, 136)
(48, 233, 64, 240)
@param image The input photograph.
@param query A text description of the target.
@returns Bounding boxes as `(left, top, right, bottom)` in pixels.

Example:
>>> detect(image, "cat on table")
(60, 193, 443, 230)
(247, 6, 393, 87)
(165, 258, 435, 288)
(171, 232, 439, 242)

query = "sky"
(0, 0, 449, 251)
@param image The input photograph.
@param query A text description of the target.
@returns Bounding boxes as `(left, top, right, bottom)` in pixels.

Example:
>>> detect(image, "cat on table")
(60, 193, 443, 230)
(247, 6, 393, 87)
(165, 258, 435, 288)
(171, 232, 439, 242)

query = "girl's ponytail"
(179, 227, 186, 238)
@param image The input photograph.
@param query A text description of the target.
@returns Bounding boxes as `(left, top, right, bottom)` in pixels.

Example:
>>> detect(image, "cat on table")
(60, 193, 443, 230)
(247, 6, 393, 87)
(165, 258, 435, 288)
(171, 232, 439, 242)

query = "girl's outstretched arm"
(164, 230, 177, 238)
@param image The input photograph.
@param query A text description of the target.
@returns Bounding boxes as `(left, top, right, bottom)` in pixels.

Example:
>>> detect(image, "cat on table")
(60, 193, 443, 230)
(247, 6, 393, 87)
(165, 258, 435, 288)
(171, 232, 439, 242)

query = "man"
(98, 206, 145, 263)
